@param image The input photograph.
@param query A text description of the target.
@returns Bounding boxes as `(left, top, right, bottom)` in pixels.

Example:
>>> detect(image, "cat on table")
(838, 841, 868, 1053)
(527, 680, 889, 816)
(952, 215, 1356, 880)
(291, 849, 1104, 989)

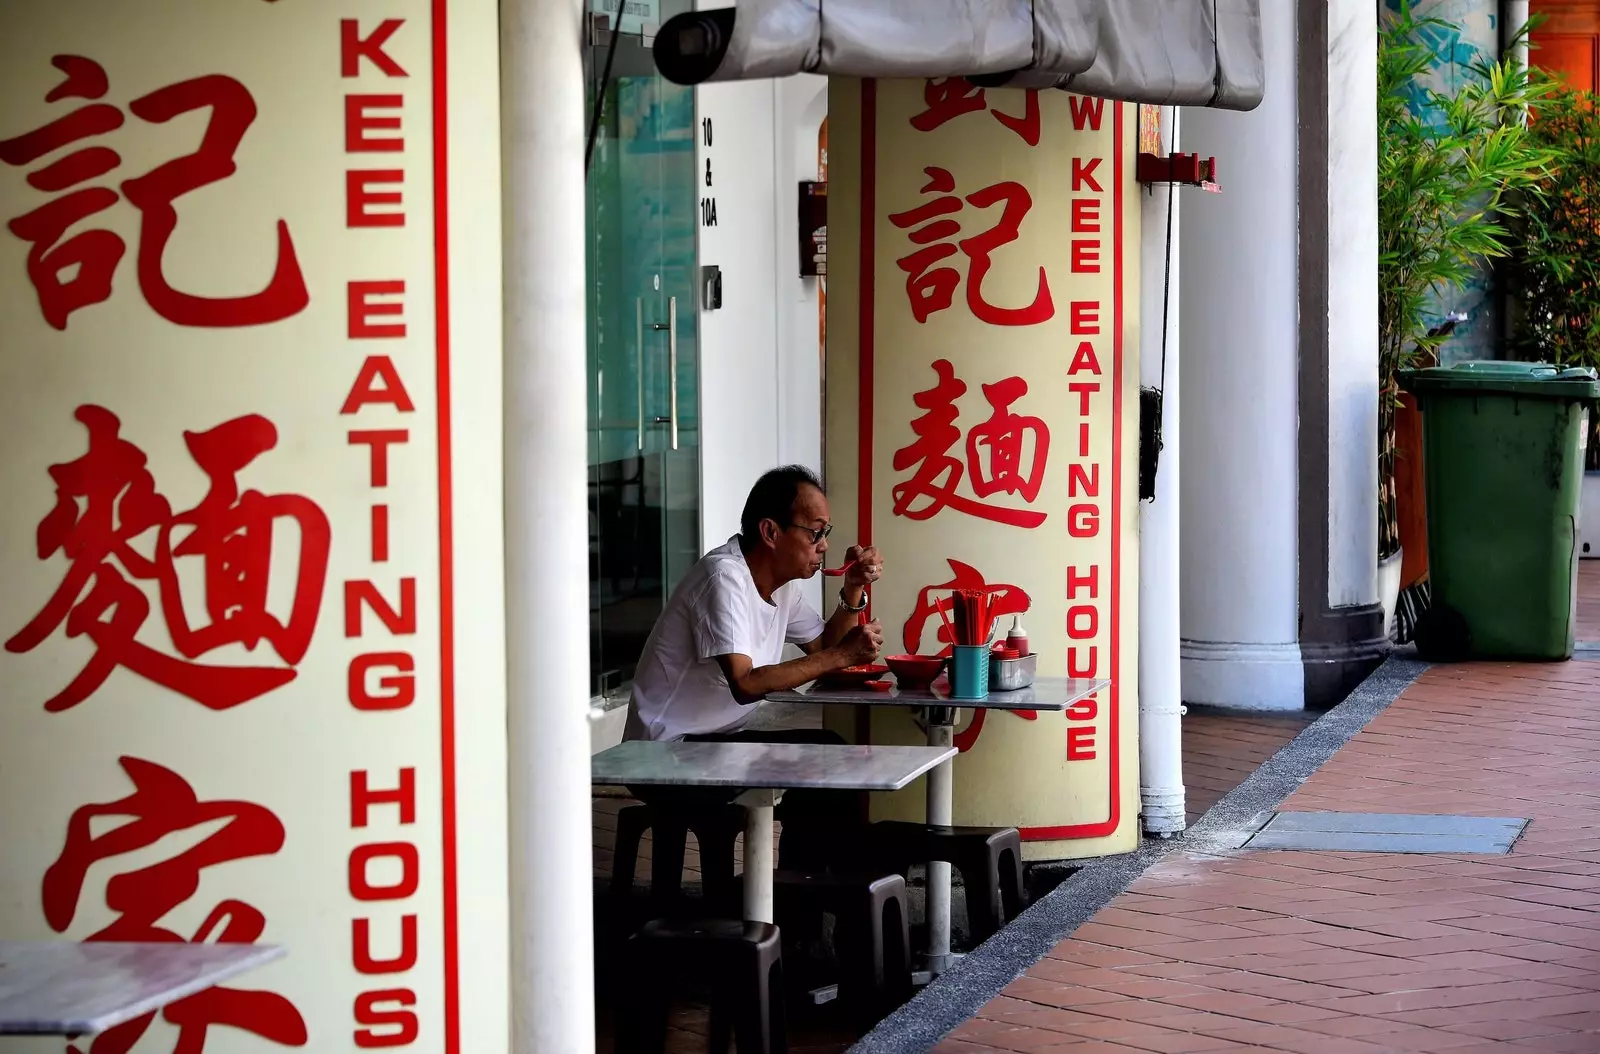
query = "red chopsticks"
(948, 589, 995, 646)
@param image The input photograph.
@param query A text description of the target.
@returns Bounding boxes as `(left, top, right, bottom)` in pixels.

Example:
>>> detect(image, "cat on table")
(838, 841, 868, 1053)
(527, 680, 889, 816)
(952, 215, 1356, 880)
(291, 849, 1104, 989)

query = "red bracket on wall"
(1136, 151, 1221, 193)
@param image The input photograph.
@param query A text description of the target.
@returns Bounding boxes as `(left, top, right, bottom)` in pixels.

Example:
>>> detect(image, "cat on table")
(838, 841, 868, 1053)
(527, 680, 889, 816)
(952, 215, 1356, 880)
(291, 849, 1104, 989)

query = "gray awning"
(651, 0, 1264, 111)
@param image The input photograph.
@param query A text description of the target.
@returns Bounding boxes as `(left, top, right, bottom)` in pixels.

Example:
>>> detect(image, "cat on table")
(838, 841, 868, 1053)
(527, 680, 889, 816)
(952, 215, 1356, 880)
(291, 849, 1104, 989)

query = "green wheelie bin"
(1397, 361, 1598, 661)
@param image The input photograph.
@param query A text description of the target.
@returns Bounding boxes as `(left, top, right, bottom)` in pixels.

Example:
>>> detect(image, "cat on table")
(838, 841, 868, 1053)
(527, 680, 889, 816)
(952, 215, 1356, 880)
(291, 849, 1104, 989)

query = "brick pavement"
(1183, 712, 1316, 826)
(938, 659, 1600, 1053)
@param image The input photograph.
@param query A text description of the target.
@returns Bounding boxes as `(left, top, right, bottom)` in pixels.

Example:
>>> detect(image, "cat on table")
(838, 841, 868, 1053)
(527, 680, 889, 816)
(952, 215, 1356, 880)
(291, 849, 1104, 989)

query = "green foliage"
(1506, 82, 1600, 373)
(1377, 2, 1558, 554)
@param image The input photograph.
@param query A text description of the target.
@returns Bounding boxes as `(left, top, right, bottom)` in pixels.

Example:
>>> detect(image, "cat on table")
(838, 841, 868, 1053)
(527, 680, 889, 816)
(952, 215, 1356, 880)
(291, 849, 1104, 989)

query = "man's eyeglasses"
(788, 522, 833, 544)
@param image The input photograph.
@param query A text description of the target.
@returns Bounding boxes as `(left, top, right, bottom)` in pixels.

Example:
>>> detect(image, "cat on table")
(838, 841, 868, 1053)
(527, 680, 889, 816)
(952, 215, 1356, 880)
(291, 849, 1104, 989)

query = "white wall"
(1179, 0, 1305, 709)
(696, 78, 782, 548)
(1326, 0, 1379, 609)
(695, 73, 828, 610)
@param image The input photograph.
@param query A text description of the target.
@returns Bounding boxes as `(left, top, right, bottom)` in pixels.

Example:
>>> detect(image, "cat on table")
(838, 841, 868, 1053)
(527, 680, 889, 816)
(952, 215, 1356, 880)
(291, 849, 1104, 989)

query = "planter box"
(1584, 471, 1600, 560)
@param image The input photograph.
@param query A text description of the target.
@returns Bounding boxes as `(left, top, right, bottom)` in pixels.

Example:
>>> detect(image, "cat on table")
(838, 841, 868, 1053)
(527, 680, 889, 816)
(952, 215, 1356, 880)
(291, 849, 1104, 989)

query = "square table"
(0, 940, 284, 1035)
(591, 740, 955, 925)
(768, 675, 1109, 973)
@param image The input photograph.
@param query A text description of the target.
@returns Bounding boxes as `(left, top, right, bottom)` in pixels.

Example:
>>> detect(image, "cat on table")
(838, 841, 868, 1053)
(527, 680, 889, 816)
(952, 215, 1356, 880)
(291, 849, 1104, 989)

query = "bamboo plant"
(1377, 4, 1556, 556)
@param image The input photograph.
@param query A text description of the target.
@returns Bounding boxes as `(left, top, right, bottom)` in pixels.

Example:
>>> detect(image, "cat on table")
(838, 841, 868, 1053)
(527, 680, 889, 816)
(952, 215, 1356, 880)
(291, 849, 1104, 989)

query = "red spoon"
(822, 560, 857, 578)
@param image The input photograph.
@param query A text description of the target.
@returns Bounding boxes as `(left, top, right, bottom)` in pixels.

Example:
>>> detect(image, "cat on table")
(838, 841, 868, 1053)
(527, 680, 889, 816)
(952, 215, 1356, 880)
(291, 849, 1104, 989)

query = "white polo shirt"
(623, 536, 826, 741)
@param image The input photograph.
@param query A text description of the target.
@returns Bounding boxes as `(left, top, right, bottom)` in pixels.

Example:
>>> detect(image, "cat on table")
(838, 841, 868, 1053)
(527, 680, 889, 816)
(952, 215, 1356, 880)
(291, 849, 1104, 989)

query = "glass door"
(586, 4, 701, 702)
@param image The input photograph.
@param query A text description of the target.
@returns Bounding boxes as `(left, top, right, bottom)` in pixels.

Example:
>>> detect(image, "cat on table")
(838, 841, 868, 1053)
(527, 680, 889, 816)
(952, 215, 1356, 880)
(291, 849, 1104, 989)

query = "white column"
(1138, 107, 1186, 835)
(502, 1, 596, 1051)
(1179, 0, 1305, 711)
(1326, 1, 1379, 612)
(1503, 1, 1531, 68)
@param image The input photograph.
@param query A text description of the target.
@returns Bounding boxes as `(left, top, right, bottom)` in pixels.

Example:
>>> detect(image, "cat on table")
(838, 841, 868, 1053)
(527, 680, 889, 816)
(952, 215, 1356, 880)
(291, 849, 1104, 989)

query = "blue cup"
(949, 645, 990, 701)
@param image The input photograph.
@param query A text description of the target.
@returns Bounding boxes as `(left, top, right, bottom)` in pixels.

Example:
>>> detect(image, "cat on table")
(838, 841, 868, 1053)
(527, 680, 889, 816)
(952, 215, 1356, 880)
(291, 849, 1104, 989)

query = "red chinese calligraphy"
(43, 756, 307, 1054)
(909, 77, 1040, 146)
(902, 561, 1034, 752)
(0, 55, 309, 331)
(6, 404, 331, 712)
(892, 360, 1050, 527)
(888, 167, 1054, 326)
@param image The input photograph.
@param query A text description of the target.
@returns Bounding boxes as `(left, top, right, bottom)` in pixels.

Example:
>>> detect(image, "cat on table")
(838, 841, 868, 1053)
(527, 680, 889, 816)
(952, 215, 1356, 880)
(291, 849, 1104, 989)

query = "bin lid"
(1398, 360, 1600, 399)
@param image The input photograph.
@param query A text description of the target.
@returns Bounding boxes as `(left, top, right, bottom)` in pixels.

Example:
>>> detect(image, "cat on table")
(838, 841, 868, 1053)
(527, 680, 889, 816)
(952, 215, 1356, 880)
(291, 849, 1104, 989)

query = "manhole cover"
(1244, 812, 1528, 854)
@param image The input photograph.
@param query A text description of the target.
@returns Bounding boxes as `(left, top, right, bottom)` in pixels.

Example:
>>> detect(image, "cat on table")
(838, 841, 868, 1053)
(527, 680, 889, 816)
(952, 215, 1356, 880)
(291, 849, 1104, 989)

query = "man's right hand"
(837, 619, 885, 667)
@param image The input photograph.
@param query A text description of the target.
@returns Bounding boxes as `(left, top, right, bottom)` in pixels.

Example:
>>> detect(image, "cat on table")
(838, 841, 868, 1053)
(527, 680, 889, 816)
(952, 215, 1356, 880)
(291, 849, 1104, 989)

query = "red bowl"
(817, 664, 890, 688)
(884, 654, 947, 688)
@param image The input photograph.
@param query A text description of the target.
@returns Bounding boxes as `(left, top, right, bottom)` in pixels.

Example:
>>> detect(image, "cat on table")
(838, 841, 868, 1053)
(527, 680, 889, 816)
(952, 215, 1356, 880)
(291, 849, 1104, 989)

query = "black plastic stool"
(858, 821, 1027, 942)
(616, 918, 786, 1054)
(774, 869, 911, 1008)
(611, 803, 745, 910)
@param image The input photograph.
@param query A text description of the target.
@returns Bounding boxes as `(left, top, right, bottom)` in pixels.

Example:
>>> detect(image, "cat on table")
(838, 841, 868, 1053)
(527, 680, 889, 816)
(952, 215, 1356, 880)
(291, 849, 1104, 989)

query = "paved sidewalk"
(936, 658, 1600, 1053)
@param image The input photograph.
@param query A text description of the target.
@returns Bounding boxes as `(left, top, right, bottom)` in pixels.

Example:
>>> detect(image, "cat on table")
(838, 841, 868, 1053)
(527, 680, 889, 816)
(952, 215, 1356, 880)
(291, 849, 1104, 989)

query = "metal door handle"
(666, 296, 679, 450)
(635, 298, 645, 451)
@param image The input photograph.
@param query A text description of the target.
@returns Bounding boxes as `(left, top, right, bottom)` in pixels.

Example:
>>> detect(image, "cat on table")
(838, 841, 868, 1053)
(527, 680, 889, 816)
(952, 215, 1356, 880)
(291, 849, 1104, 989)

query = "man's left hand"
(844, 545, 883, 589)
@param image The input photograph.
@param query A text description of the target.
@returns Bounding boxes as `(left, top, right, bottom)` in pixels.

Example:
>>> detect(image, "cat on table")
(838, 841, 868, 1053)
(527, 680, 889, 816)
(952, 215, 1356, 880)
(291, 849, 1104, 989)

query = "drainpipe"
(502, 0, 597, 1051)
(1138, 106, 1186, 836)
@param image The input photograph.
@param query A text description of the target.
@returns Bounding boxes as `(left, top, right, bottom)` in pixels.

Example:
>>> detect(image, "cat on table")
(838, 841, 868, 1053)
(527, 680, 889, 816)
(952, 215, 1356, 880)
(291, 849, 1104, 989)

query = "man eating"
(624, 464, 885, 743)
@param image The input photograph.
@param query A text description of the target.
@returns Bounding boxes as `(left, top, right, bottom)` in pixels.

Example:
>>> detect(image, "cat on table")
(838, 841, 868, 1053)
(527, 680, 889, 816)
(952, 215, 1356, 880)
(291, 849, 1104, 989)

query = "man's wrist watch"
(838, 588, 868, 613)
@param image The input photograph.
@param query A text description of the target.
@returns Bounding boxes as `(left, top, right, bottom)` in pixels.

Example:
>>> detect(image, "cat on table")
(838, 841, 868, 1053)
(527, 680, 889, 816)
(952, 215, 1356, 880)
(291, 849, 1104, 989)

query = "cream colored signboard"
(826, 78, 1141, 860)
(0, 1, 508, 1051)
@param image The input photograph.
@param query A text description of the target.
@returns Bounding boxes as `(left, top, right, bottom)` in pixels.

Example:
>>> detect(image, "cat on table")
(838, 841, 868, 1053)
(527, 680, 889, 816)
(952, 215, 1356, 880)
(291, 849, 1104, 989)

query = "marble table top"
(591, 741, 956, 791)
(769, 675, 1110, 711)
(0, 940, 284, 1035)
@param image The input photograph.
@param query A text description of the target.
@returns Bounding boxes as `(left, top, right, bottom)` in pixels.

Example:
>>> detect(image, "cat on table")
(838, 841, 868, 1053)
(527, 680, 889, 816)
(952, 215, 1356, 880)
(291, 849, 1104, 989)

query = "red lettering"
(1070, 198, 1100, 233)
(1067, 341, 1102, 375)
(891, 359, 1050, 528)
(1071, 157, 1104, 193)
(1069, 95, 1105, 131)
(1070, 302, 1100, 334)
(349, 651, 416, 711)
(349, 429, 410, 485)
(372, 504, 390, 562)
(344, 579, 417, 637)
(345, 95, 404, 152)
(7, 405, 328, 712)
(1067, 725, 1097, 760)
(342, 358, 416, 414)
(349, 842, 419, 901)
(1066, 695, 1098, 719)
(1066, 565, 1099, 599)
(1079, 423, 1091, 457)
(341, 19, 409, 78)
(347, 170, 404, 228)
(1071, 240, 1100, 273)
(349, 281, 407, 338)
(354, 988, 419, 1048)
(1068, 647, 1098, 678)
(888, 168, 1054, 326)
(1067, 604, 1098, 639)
(351, 768, 416, 827)
(1069, 504, 1100, 538)
(1069, 382, 1100, 415)
(354, 916, 419, 974)
(1068, 463, 1099, 497)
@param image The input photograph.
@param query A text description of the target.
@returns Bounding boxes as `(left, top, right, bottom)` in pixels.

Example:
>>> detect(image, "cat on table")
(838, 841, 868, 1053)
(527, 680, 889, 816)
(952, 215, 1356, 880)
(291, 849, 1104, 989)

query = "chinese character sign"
(0, 1, 510, 1052)
(823, 78, 1141, 861)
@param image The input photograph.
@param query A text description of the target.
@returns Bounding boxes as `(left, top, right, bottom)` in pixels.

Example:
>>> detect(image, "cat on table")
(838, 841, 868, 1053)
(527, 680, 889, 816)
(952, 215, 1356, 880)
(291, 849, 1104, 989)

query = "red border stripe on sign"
(430, 0, 461, 1048)
(1020, 100, 1123, 842)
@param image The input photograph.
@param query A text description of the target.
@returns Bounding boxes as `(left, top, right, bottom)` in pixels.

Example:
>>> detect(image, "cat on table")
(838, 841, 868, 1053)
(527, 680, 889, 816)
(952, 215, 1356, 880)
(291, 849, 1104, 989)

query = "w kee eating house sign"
(825, 78, 1141, 861)
(0, 1, 511, 1051)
